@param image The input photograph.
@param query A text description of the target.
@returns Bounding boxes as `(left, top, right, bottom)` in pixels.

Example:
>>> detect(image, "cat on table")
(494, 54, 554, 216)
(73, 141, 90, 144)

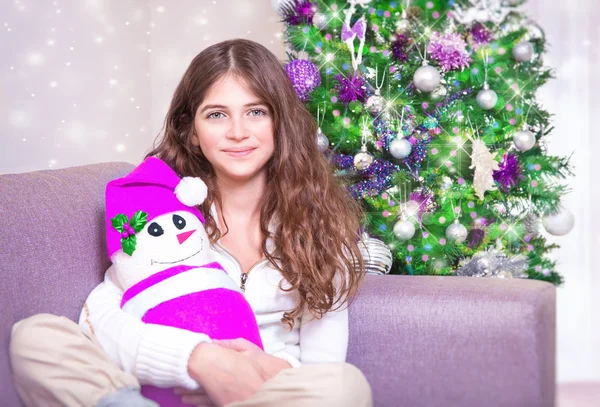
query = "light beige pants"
(10, 314, 373, 407)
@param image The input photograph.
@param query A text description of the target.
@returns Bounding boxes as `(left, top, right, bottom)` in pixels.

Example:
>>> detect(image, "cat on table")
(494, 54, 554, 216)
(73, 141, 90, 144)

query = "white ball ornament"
(445, 220, 468, 244)
(354, 146, 374, 170)
(476, 87, 498, 110)
(393, 219, 416, 241)
(413, 64, 441, 93)
(542, 206, 575, 236)
(389, 138, 412, 159)
(365, 93, 385, 115)
(512, 41, 534, 62)
(513, 129, 536, 151)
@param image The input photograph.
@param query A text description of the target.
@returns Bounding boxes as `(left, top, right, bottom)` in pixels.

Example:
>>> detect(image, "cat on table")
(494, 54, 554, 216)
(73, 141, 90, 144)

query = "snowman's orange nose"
(177, 229, 196, 244)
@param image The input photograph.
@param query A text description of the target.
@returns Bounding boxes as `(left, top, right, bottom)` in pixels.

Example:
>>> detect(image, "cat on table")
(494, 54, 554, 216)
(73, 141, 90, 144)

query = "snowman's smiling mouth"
(151, 249, 202, 265)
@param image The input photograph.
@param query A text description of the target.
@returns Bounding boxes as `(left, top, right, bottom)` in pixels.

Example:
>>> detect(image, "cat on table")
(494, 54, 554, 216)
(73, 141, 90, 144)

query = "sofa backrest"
(0, 162, 134, 406)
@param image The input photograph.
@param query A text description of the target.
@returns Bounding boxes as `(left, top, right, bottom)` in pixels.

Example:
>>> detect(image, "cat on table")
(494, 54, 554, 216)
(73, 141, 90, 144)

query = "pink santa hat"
(105, 157, 208, 259)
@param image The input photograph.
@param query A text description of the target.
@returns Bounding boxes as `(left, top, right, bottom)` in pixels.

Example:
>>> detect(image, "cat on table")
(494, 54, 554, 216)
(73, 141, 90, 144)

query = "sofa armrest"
(348, 274, 555, 407)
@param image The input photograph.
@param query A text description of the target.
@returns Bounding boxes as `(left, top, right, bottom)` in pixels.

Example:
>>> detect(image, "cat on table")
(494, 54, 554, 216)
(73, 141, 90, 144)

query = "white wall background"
(0, 0, 597, 383)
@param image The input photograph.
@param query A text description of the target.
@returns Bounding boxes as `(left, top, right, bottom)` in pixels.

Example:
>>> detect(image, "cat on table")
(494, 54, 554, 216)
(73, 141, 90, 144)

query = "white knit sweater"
(78, 242, 348, 390)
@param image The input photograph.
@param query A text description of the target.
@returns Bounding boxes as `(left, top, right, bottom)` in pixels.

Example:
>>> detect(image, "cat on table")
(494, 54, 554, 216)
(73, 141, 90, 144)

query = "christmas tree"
(276, 0, 574, 284)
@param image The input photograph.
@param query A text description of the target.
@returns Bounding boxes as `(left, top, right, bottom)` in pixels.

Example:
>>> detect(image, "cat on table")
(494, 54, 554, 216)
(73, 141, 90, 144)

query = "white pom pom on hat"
(174, 176, 208, 207)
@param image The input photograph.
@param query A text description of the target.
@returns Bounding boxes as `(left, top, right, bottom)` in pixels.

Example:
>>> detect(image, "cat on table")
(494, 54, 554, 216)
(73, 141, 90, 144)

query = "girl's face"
(193, 74, 275, 185)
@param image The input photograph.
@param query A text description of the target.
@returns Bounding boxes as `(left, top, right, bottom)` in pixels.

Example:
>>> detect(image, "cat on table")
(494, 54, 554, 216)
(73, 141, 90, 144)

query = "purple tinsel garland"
(404, 126, 432, 174)
(330, 154, 399, 198)
(493, 153, 523, 191)
(284, 0, 315, 25)
(373, 117, 396, 151)
(333, 74, 367, 104)
(434, 88, 474, 114)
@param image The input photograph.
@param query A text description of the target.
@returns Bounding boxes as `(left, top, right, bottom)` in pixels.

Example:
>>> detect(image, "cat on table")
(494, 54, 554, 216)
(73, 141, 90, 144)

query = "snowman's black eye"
(173, 214, 186, 230)
(148, 222, 164, 237)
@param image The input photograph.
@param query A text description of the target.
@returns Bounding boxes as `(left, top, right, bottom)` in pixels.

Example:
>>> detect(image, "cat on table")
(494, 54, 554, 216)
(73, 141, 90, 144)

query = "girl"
(10, 38, 372, 407)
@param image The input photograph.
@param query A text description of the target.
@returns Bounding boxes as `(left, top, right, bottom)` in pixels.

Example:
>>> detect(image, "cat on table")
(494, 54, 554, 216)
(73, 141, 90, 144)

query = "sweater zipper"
(215, 242, 267, 293)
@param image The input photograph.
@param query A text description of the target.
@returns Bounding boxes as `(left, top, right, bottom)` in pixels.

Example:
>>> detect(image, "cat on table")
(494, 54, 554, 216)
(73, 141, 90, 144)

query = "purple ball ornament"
(285, 59, 321, 102)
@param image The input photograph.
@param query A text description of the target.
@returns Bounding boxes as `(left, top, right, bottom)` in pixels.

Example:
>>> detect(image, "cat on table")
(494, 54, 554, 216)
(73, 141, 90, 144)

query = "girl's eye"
(207, 112, 225, 119)
(249, 109, 267, 117)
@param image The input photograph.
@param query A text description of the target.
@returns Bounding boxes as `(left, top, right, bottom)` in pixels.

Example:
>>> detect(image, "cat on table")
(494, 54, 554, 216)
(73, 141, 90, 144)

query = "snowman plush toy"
(105, 157, 262, 406)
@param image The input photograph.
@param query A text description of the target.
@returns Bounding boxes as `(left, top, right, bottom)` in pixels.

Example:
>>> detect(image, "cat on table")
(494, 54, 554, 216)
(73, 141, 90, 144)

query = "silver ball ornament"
(316, 128, 329, 153)
(413, 64, 441, 93)
(445, 221, 468, 244)
(312, 12, 328, 30)
(365, 94, 385, 115)
(354, 146, 374, 170)
(512, 41, 534, 62)
(476, 88, 498, 110)
(393, 219, 415, 241)
(358, 234, 393, 275)
(389, 138, 412, 159)
(513, 129, 536, 151)
(542, 206, 575, 236)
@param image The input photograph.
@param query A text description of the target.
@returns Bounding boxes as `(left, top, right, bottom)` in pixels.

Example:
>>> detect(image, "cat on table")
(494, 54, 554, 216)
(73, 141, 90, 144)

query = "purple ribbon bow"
(341, 18, 366, 42)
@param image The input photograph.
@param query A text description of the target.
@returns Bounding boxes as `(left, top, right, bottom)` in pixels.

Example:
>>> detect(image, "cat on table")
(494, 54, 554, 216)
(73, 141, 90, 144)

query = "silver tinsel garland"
(456, 248, 528, 279)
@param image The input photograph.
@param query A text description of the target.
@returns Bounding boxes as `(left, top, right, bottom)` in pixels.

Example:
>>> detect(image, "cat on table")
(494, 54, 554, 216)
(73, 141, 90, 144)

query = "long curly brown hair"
(147, 39, 365, 329)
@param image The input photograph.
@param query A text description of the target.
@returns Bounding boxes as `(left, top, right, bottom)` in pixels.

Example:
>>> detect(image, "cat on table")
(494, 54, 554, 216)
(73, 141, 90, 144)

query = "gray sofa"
(0, 162, 556, 407)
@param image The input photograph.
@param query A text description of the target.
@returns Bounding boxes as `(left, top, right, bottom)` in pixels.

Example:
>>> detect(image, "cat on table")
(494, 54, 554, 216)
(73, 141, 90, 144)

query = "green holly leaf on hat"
(111, 214, 128, 233)
(122, 235, 137, 256)
(130, 210, 148, 233)
(110, 211, 148, 256)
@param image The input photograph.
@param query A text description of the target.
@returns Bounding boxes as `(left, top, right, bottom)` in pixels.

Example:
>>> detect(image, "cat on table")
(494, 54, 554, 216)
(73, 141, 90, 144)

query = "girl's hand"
(187, 342, 266, 407)
(214, 338, 292, 381)
(173, 387, 215, 407)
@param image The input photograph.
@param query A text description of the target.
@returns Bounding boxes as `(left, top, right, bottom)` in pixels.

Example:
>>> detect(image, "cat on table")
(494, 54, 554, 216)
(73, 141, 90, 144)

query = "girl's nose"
(227, 117, 250, 140)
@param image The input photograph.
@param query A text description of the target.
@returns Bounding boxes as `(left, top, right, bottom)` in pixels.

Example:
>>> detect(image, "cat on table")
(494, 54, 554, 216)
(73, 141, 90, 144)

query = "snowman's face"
(112, 210, 211, 291)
